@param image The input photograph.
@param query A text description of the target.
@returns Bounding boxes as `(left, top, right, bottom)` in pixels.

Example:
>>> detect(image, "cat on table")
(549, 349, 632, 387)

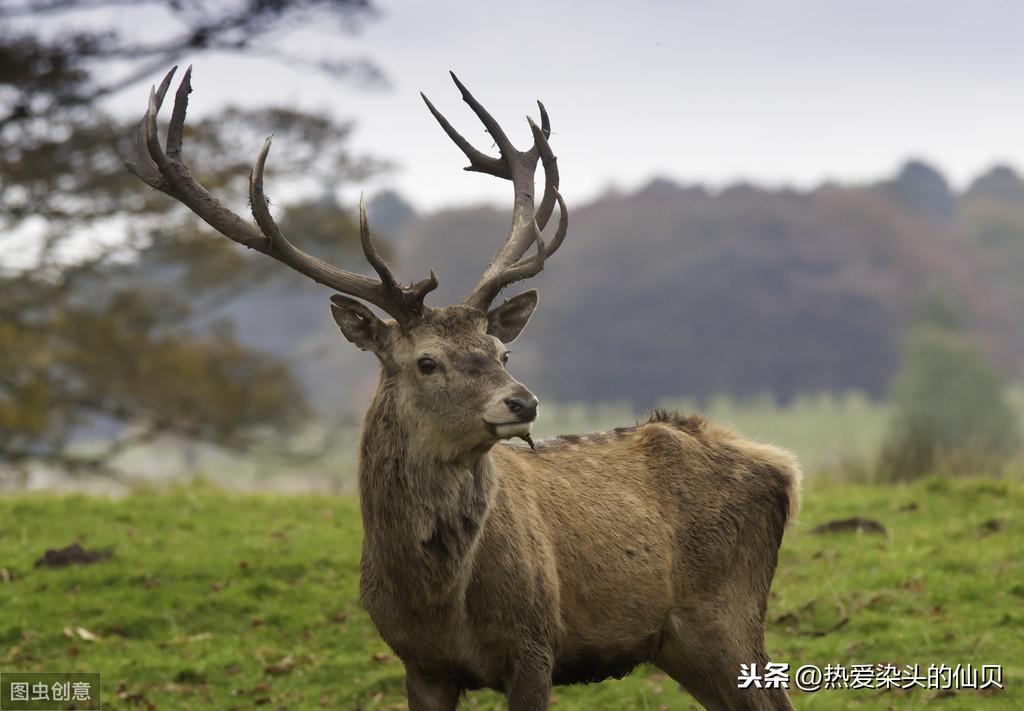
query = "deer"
(128, 66, 802, 711)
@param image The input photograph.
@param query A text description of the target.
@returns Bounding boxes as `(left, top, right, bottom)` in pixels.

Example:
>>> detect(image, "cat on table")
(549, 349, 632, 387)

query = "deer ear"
(486, 290, 538, 343)
(331, 295, 390, 352)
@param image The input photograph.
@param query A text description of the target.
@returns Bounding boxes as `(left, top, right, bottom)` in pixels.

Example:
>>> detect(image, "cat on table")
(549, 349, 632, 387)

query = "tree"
(879, 288, 1020, 480)
(0, 0, 385, 479)
(882, 160, 956, 224)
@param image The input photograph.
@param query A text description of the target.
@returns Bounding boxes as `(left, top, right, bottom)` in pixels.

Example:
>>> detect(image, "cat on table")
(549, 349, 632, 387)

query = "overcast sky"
(99, 0, 1024, 211)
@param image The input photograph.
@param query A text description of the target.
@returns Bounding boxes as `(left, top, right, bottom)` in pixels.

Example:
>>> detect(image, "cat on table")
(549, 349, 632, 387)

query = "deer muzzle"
(484, 388, 539, 439)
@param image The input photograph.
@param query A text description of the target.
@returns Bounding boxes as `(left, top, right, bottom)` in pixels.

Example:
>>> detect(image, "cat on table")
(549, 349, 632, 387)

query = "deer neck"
(357, 383, 498, 599)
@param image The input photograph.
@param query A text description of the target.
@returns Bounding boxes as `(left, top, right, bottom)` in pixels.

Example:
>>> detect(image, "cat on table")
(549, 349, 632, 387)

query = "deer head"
(128, 67, 567, 458)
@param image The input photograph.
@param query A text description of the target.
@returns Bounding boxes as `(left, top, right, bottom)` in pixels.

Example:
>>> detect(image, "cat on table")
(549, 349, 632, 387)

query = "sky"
(90, 0, 1024, 211)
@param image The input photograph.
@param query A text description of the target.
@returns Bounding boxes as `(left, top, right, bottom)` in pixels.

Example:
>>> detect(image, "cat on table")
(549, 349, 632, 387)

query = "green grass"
(1, 478, 1020, 709)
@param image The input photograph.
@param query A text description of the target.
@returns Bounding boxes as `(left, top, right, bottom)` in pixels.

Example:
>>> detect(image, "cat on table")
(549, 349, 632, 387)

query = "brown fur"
(127, 67, 801, 710)
(348, 305, 801, 711)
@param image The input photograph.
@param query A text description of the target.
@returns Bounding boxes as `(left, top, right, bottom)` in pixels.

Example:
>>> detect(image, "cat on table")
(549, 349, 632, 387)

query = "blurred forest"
(2, 1, 1023, 486)
(397, 162, 1023, 406)
(0, 0, 382, 478)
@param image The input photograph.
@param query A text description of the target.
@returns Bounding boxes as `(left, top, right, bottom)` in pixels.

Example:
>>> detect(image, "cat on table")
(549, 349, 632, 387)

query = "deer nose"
(504, 394, 539, 423)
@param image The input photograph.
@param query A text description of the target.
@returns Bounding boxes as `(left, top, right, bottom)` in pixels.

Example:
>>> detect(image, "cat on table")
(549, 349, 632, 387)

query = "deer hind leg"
(654, 603, 794, 711)
(405, 666, 461, 711)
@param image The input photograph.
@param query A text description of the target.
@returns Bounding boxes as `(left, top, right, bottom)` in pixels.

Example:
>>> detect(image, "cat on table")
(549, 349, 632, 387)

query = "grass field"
(0, 477, 1020, 710)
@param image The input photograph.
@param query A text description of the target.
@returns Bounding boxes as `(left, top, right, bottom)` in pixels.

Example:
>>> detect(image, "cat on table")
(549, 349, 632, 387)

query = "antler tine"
(250, 142, 436, 320)
(448, 72, 518, 162)
(165, 64, 191, 158)
(421, 92, 506, 178)
(537, 101, 551, 139)
(528, 114, 559, 232)
(128, 67, 437, 326)
(358, 195, 439, 317)
(359, 194, 401, 292)
(544, 191, 569, 259)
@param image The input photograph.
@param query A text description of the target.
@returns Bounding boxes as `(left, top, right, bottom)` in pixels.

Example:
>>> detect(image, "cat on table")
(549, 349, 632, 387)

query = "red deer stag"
(128, 66, 802, 711)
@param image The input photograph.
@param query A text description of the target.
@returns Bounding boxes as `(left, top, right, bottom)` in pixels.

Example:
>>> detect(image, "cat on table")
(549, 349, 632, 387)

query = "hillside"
(398, 163, 1021, 407)
(195, 162, 1024, 415)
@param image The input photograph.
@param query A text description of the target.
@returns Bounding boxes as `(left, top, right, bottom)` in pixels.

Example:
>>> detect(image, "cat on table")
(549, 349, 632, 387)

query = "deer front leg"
(405, 666, 461, 711)
(504, 648, 554, 711)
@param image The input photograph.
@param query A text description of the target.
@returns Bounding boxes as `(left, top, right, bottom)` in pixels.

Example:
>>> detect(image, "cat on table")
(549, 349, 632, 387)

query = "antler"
(126, 66, 438, 326)
(422, 72, 568, 312)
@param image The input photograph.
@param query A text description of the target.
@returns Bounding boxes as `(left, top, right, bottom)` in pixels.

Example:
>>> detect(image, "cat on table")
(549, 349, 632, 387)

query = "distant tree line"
(399, 161, 1023, 408)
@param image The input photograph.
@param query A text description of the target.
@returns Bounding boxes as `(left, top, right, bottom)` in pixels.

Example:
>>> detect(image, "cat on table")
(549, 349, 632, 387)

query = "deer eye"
(417, 357, 437, 375)
(500, 351, 511, 366)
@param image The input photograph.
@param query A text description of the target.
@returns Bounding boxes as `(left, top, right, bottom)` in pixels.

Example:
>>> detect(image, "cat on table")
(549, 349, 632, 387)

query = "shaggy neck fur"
(358, 380, 497, 603)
